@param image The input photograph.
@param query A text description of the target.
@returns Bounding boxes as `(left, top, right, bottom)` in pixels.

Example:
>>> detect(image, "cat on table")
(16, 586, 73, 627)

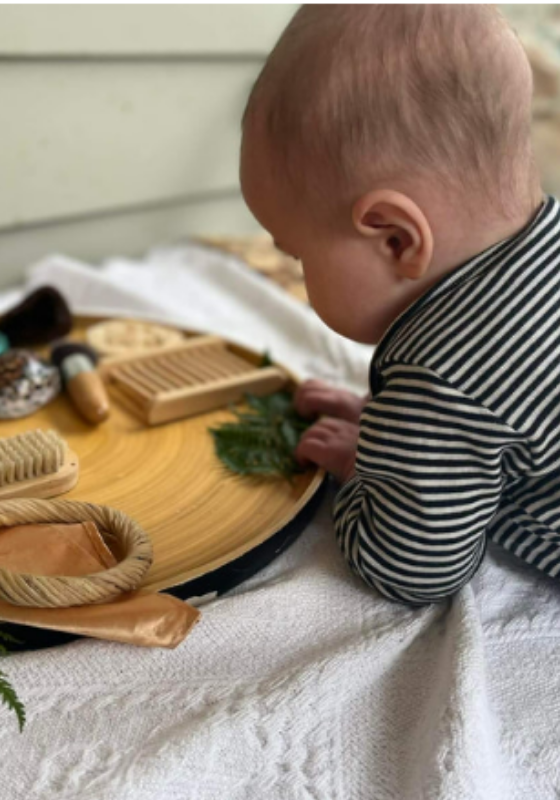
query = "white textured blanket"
(2, 246, 560, 800)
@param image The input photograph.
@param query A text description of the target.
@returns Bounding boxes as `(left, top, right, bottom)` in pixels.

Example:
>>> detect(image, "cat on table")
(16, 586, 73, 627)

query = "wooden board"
(0, 316, 325, 598)
(99, 336, 290, 425)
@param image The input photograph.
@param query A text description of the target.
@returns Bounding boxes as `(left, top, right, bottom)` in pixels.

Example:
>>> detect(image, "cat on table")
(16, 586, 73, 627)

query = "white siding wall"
(0, 5, 296, 286)
(3, 6, 556, 289)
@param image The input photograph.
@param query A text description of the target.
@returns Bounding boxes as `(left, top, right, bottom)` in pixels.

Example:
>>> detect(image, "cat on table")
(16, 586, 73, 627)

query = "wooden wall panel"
(0, 6, 295, 56)
(0, 6, 297, 284)
(0, 62, 258, 228)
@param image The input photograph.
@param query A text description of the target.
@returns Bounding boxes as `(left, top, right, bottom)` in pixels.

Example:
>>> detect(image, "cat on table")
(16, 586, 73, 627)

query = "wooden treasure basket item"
(0, 498, 153, 608)
(98, 335, 289, 425)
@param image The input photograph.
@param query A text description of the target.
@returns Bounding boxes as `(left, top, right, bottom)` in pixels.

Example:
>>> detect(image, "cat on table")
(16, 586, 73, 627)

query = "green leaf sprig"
(210, 391, 311, 478)
(0, 629, 25, 732)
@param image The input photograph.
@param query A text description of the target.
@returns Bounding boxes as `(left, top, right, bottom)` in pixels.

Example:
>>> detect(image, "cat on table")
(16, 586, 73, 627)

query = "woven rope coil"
(0, 498, 153, 608)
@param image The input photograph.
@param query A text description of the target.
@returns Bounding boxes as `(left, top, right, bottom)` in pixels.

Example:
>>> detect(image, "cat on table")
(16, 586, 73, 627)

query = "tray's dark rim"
(165, 473, 328, 602)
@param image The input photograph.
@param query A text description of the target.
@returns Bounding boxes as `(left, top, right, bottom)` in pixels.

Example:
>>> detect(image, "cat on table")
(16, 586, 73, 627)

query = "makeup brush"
(51, 342, 110, 424)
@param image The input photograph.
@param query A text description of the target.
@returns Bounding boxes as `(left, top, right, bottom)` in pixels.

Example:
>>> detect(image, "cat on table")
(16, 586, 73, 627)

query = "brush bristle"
(0, 430, 66, 486)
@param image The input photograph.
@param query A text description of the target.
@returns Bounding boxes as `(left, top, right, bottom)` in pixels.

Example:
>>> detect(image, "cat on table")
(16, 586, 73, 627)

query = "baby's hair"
(243, 5, 540, 219)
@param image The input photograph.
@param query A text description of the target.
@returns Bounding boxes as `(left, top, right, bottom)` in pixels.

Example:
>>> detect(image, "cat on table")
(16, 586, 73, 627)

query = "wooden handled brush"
(51, 342, 110, 424)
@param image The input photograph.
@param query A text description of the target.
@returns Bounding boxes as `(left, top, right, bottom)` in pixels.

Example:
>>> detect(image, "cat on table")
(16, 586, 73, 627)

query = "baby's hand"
(294, 380, 366, 425)
(295, 417, 358, 484)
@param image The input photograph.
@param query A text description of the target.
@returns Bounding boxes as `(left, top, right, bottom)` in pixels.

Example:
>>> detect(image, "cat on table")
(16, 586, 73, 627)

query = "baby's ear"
(352, 190, 433, 279)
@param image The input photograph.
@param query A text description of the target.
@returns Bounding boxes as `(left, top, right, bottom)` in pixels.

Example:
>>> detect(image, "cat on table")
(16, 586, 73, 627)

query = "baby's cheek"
(301, 259, 367, 338)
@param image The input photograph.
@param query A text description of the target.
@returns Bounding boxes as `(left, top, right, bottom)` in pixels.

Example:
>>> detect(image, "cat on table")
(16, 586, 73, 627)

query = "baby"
(240, 5, 560, 605)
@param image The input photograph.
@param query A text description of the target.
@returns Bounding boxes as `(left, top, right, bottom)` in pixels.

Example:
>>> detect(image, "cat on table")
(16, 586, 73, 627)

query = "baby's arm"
(330, 366, 517, 605)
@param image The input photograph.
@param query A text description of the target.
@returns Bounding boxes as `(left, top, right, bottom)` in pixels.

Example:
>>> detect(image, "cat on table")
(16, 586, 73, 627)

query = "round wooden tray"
(0, 316, 325, 647)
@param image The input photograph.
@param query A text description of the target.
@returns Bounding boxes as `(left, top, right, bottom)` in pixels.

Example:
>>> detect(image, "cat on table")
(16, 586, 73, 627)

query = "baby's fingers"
(295, 431, 331, 468)
(295, 382, 364, 423)
(296, 390, 343, 420)
(294, 380, 334, 418)
(295, 421, 330, 463)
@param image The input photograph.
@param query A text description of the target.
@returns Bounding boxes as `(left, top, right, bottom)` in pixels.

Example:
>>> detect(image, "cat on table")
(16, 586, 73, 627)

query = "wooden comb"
(98, 335, 289, 425)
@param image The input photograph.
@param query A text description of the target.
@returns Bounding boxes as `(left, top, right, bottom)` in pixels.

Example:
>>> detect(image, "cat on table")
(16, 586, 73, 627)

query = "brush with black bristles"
(51, 342, 110, 424)
(0, 287, 72, 350)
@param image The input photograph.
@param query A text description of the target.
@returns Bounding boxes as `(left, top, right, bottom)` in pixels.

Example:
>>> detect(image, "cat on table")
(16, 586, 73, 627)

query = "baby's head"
(241, 5, 542, 343)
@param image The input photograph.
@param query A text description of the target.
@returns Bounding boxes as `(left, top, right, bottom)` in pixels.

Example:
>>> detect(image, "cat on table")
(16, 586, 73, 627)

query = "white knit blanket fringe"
(1, 244, 560, 800)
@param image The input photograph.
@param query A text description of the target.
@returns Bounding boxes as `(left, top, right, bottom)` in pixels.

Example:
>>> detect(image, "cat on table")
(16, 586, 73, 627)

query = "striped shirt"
(334, 195, 560, 605)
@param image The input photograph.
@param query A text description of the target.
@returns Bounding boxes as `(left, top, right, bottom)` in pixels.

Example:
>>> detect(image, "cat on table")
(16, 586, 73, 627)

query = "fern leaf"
(0, 670, 26, 732)
(211, 391, 311, 478)
(259, 351, 274, 368)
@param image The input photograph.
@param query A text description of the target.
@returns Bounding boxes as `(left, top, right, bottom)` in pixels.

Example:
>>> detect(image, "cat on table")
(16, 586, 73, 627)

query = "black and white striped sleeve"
(333, 365, 521, 605)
